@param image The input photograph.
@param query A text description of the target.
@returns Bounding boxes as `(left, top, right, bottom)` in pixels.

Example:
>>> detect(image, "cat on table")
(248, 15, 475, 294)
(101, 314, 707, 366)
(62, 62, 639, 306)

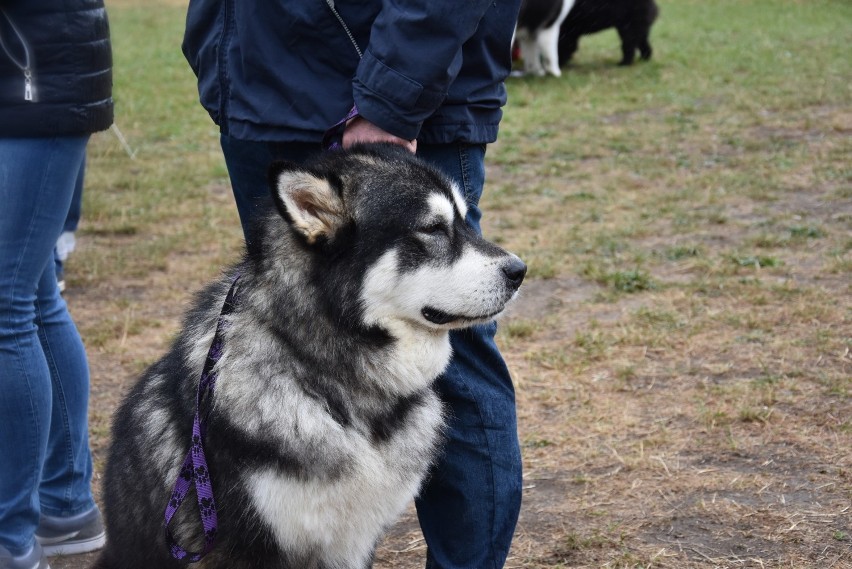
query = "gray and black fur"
(96, 144, 526, 569)
(558, 0, 659, 66)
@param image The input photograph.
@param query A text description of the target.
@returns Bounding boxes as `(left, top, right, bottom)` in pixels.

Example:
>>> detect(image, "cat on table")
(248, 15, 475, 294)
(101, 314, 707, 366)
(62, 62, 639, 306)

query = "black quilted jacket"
(0, 0, 113, 137)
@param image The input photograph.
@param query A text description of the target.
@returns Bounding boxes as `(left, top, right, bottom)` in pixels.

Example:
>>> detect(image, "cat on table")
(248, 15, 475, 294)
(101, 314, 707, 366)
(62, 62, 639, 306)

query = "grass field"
(55, 0, 850, 567)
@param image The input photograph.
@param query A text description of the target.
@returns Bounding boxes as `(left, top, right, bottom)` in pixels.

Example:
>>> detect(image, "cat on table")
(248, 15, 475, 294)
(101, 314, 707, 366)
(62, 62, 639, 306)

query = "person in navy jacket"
(183, 2, 524, 567)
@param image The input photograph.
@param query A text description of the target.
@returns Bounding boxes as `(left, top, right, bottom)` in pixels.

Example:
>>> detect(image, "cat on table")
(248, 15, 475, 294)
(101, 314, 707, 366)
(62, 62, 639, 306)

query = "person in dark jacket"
(0, 2, 112, 568)
(183, 1, 524, 567)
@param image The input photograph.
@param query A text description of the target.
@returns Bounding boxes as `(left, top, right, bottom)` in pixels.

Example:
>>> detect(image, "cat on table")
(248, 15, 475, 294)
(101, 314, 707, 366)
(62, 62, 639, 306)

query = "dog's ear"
(268, 161, 347, 244)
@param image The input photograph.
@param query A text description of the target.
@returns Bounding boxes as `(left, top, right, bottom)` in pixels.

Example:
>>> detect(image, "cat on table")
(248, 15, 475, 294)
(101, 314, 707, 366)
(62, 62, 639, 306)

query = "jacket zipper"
(324, 0, 362, 59)
(0, 8, 36, 101)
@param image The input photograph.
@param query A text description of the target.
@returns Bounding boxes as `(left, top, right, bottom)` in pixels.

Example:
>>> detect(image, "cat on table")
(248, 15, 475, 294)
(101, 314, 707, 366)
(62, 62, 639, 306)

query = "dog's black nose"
(502, 258, 527, 289)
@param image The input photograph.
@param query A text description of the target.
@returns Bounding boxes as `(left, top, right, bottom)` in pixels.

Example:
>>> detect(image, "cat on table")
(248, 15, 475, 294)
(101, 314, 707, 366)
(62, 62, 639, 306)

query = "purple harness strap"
(164, 275, 241, 562)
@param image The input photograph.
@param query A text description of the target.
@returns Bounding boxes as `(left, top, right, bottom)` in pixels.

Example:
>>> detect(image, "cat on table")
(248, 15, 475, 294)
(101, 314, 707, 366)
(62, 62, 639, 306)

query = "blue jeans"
(220, 135, 522, 568)
(0, 136, 96, 556)
(54, 156, 86, 278)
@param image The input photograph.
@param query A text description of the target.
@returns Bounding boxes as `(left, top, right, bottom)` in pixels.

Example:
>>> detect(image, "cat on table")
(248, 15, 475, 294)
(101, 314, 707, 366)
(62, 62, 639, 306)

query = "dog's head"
(267, 144, 525, 334)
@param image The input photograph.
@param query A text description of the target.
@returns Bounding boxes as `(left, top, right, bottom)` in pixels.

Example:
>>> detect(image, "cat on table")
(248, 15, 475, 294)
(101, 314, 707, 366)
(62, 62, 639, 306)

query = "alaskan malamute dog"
(96, 144, 526, 569)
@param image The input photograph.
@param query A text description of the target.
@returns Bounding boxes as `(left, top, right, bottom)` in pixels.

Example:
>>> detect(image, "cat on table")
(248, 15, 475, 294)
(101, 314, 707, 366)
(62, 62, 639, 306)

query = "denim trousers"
(54, 156, 86, 275)
(220, 135, 523, 568)
(0, 136, 96, 556)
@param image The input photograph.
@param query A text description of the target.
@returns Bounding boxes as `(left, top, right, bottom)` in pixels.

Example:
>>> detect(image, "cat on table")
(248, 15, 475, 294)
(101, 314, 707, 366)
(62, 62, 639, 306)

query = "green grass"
(491, 0, 851, 291)
(81, 3, 237, 285)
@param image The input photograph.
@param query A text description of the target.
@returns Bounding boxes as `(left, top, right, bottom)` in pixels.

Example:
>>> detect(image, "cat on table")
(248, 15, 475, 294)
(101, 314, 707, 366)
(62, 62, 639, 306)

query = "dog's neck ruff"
(164, 274, 241, 561)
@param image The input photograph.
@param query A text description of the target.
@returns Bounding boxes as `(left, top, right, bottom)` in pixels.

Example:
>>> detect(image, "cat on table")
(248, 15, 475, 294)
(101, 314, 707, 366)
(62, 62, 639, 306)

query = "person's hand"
(342, 116, 417, 153)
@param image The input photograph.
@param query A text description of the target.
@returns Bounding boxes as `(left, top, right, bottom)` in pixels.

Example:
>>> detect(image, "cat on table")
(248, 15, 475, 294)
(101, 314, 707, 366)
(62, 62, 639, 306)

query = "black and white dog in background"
(95, 144, 526, 569)
(515, 0, 577, 76)
(515, 0, 659, 74)
(559, 0, 660, 67)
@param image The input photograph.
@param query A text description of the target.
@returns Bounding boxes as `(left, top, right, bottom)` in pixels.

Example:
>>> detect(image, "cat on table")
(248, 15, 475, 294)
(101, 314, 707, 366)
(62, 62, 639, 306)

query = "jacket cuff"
(353, 50, 447, 140)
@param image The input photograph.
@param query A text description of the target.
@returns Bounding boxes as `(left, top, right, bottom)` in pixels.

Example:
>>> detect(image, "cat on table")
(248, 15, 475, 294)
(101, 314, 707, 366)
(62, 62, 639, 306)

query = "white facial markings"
(361, 243, 518, 333)
(448, 182, 468, 221)
(360, 250, 403, 328)
(426, 193, 455, 229)
(357, 187, 521, 383)
(399, 245, 517, 325)
(359, 249, 453, 389)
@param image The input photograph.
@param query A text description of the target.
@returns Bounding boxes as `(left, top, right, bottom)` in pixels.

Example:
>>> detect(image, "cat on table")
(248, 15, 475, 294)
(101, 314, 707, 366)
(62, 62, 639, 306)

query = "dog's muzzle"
(420, 256, 527, 326)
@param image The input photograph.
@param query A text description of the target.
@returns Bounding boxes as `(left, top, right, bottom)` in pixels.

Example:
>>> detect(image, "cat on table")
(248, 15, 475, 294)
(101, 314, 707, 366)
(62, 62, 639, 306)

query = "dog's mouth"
(421, 306, 504, 326)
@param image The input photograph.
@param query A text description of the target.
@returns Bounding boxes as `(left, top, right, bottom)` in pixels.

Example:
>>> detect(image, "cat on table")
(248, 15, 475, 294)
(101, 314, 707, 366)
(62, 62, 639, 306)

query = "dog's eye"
(418, 222, 448, 237)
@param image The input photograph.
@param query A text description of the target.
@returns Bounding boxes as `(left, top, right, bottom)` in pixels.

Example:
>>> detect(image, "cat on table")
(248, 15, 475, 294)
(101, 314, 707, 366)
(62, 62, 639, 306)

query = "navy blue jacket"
(183, 0, 522, 144)
(0, 0, 113, 137)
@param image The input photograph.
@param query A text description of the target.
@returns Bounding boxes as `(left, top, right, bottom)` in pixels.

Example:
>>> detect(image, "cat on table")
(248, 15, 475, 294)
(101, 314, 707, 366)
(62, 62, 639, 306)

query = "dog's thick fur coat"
(95, 145, 525, 569)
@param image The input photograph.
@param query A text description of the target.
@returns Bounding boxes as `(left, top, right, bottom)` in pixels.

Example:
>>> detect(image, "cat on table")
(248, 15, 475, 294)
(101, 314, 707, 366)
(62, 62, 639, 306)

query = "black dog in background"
(558, 0, 659, 67)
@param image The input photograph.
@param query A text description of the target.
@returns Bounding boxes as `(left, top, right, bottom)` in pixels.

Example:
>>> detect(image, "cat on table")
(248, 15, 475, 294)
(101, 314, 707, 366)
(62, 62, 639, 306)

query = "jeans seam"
(35, 301, 77, 507)
(481, 412, 500, 568)
(451, 370, 501, 568)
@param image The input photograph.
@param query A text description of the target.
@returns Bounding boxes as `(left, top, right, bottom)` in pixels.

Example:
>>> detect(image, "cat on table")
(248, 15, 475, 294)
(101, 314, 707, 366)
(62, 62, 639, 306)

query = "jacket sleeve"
(352, 0, 497, 141)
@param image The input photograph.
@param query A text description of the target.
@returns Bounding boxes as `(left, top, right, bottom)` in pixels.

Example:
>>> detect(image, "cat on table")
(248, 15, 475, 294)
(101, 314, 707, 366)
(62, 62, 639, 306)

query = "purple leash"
(322, 104, 360, 150)
(164, 275, 241, 561)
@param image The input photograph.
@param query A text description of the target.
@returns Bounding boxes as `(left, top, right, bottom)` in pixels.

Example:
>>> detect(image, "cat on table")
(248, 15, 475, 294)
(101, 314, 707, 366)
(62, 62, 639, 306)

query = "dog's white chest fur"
(246, 391, 443, 567)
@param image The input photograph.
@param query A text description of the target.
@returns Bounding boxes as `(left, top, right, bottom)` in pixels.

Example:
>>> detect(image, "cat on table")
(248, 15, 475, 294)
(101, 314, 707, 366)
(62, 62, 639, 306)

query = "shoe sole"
(39, 533, 105, 557)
